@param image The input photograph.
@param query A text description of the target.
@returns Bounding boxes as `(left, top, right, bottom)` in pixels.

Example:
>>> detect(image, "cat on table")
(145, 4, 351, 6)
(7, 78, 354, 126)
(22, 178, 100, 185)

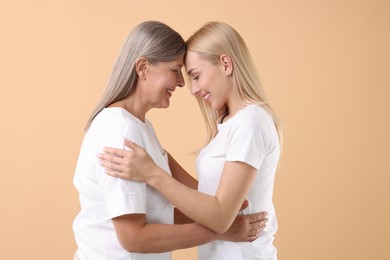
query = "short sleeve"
(94, 112, 147, 219)
(225, 111, 269, 170)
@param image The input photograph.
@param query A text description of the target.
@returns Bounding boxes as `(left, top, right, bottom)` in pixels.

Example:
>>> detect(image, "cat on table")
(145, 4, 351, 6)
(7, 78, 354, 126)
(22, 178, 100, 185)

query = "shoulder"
(88, 108, 144, 138)
(244, 105, 272, 120)
(233, 105, 274, 130)
(89, 108, 122, 131)
(228, 105, 279, 147)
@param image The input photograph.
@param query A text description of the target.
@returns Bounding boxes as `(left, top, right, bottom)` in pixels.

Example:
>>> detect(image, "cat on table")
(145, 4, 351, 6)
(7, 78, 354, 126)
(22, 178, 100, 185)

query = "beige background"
(1, 0, 389, 259)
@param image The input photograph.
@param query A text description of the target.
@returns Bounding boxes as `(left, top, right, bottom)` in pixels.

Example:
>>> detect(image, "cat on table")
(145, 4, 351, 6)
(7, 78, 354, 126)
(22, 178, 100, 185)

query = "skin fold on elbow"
(118, 236, 150, 253)
(202, 206, 236, 234)
(113, 214, 160, 253)
(210, 219, 233, 235)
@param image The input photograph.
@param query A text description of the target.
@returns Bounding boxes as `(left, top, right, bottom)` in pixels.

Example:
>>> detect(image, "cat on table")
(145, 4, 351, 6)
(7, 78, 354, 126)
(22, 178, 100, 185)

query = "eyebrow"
(187, 68, 196, 75)
(173, 64, 183, 68)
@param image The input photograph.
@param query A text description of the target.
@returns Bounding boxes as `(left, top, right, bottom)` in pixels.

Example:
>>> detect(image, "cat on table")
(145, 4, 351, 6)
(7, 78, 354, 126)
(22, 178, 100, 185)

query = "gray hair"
(85, 21, 185, 130)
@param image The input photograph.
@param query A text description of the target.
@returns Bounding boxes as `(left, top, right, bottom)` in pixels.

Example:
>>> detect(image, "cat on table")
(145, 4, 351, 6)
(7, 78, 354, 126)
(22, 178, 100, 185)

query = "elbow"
(210, 221, 231, 235)
(204, 211, 235, 234)
(214, 226, 229, 235)
(120, 241, 138, 253)
(214, 228, 227, 235)
(119, 236, 147, 253)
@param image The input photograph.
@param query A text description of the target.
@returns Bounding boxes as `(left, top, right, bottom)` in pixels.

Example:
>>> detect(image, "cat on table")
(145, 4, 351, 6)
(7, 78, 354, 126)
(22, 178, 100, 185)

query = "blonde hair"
(186, 21, 283, 146)
(85, 21, 185, 130)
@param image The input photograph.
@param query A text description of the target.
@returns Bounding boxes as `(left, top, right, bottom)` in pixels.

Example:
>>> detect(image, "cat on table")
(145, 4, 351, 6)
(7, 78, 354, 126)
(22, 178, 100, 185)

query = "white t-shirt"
(73, 107, 172, 260)
(196, 105, 280, 260)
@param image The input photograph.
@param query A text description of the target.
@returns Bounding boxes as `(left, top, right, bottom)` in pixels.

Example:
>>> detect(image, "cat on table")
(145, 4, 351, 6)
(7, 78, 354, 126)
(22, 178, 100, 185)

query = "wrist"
(147, 165, 166, 188)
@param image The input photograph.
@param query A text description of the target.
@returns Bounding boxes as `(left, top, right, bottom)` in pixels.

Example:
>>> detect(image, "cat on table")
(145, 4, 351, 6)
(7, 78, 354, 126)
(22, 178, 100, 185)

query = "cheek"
(164, 74, 176, 86)
(207, 70, 223, 91)
(199, 75, 212, 91)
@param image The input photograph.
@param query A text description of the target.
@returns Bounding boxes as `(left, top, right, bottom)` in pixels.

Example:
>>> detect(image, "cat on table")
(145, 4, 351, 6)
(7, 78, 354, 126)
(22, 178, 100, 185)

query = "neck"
(109, 92, 148, 122)
(224, 87, 247, 121)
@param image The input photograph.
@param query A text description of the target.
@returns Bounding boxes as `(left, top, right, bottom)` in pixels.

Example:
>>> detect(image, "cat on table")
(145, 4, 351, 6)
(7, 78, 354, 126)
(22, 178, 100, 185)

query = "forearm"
(125, 222, 217, 253)
(174, 208, 194, 224)
(167, 152, 198, 190)
(148, 167, 235, 234)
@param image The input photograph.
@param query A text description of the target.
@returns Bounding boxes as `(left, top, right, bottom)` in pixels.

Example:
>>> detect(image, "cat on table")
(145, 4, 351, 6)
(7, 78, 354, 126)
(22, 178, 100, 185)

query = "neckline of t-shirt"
(217, 104, 257, 128)
(103, 107, 147, 127)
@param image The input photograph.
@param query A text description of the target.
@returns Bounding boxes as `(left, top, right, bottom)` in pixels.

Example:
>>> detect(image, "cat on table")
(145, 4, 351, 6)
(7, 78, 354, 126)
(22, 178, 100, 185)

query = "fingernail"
(97, 153, 102, 158)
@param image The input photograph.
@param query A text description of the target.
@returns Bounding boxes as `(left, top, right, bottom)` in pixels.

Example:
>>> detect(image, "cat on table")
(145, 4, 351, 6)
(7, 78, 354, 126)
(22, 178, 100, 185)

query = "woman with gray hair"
(73, 21, 267, 260)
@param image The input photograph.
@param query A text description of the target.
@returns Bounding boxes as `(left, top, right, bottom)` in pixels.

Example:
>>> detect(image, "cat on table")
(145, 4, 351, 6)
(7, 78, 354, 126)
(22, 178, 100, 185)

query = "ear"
(220, 54, 233, 76)
(135, 57, 149, 80)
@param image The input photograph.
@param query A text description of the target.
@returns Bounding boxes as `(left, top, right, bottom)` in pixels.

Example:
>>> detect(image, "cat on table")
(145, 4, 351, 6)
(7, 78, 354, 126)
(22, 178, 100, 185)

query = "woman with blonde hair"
(99, 21, 281, 259)
(73, 21, 267, 260)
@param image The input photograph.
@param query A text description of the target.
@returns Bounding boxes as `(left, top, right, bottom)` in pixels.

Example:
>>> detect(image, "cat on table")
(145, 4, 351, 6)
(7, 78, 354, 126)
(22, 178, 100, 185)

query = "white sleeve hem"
(105, 192, 147, 219)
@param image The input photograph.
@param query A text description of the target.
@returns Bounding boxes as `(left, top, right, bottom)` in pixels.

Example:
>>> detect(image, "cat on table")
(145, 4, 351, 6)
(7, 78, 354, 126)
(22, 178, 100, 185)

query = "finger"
(244, 212, 267, 223)
(104, 168, 126, 179)
(248, 229, 259, 237)
(105, 168, 135, 181)
(257, 220, 268, 231)
(259, 223, 266, 232)
(245, 230, 260, 242)
(124, 139, 144, 152)
(251, 218, 268, 228)
(248, 228, 264, 242)
(99, 159, 125, 172)
(103, 147, 129, 158)
(249, 219, 267, 233)
(97, 153, 124, 165)
(248, 234, 259, 242)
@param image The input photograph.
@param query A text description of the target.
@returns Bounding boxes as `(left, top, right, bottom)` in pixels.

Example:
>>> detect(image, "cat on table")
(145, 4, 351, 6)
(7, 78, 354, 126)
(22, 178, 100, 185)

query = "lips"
(202, 92, 211, 103)
(165, 88, 174, 97)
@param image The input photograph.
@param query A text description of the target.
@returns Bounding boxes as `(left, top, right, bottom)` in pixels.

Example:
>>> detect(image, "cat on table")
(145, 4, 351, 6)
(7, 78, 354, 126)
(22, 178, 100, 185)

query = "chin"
(160, 102, 170, 109)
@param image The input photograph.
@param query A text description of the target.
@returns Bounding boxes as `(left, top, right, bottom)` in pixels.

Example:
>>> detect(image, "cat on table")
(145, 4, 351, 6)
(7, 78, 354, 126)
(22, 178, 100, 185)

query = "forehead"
(185, 51, 205, 73)
(185, 51, 201, 65)
(168, 56, 184, 66)
(153, 56, 184, 68)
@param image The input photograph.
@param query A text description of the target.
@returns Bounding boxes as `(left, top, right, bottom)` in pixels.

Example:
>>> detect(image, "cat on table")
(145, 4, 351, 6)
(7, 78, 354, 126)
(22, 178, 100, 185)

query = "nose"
(176, 71, 184, 88)
(191, 84, 200, 96)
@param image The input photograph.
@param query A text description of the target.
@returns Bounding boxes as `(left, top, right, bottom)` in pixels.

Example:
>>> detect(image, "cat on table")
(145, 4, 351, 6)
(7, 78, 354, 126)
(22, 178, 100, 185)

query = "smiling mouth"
(166, 88, 174, 97)
(203, 92, 211, 102)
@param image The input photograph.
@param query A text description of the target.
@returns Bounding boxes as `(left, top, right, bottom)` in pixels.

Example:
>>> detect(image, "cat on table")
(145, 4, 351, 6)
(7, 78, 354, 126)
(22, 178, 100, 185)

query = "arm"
(174, 199, 254, 225)
(174, 208, 194, 224)
(113, 214, 215, 253)
(149, 161, 256, 234)
(99, 141, 257, 234)
(113, 212, 267, 253)
(167, 151, 198, 190)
